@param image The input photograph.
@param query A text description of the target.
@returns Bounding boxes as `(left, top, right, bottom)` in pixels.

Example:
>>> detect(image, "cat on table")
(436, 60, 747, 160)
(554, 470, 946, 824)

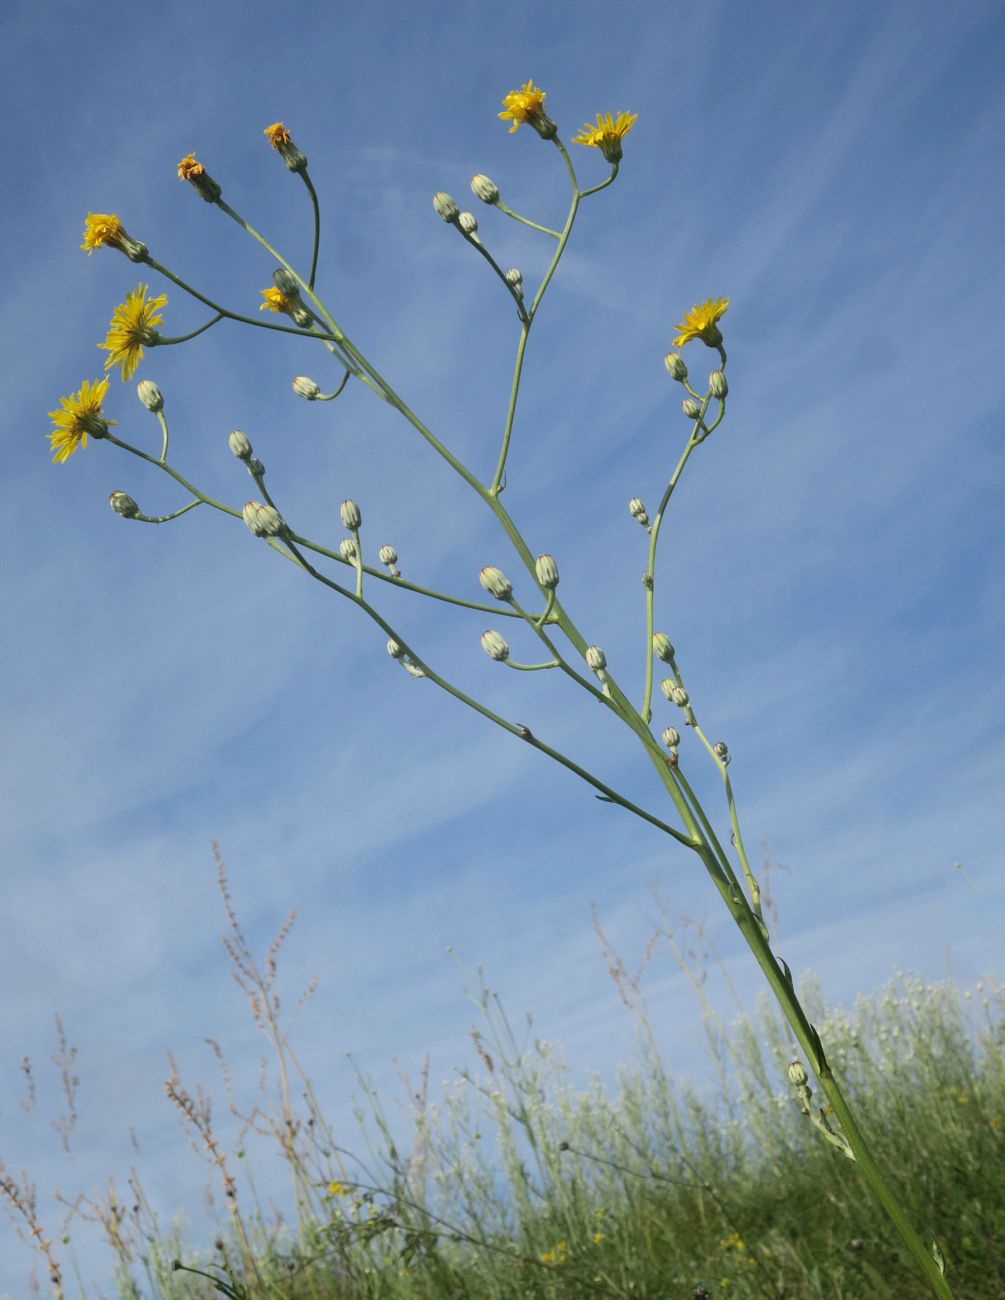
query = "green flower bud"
(340, 499, 362, 530)
(292, 376, 321, 400)
(660, 679, 689, 707)
(535, 554, 559, 589)
(682, 398, 702, 420)
(713, 740, 730, 765)
(709, 370, 728, 399)
(404, 662, 426, 679)
(663, 353, 687, 382)
(629, 497, 649, 527)
(339, 538, 357, 561)
(136, 379, 164, 412)
(387, 638, 404, 659)
(585, 645, 607, 672)
(652, 632, 674, 662)
(458, 212, 480, 240)
(289, 303, 314, 328)
(788, 1061, 809, 1087)
(504, 268, 523, 293)
(108, 490, 139, 518)
(247, 456, 265, 478)
(433, 191, 460, 223)
(378, 545, 398, 567)
(273, 268, 300, 297)
(661, 727, 680, 749)
(228, 429, 253, 460)
(242, 501, 285, 538)
(479, 566, 513, 601)
(470, 174, 500, 204)
(480, 630, 510, 661)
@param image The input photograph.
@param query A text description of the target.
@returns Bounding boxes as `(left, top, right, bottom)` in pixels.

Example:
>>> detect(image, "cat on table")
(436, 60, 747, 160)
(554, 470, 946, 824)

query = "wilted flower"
(81, 213, 148, 262)
(177, 153, 222, 202)
(263, 121, 307, 172)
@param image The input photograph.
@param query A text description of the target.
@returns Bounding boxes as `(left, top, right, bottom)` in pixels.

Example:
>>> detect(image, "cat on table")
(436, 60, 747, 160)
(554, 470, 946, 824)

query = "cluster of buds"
(661, 679, 689, 709)
(479, 566, 513, 601)
(272, 268, 313, 328)
(386, 638, 424, 679)
(629, 497, 650, 529)
(378, 544, 401, 579)
(339, 538, 357, 561)
(480, 630, 509, 662)
(242, 501, 285, 539)
(788, 1060, 813, 1113)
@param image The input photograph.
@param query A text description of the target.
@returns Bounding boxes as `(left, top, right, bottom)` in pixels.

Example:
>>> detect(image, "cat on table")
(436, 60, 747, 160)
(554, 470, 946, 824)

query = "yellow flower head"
(177, 153, 204, 181)
(82, 213, 124, 254)
(572, 111, 638, 164)
(673, 297, 730, 349)
(47, 378, 116, 464)
(264, 122, 292, 149)
(499, 80, 556, 139)
(327, 1180, 347, 1196)
(99, 284, 167, 381)
(260, 287, 291, 314)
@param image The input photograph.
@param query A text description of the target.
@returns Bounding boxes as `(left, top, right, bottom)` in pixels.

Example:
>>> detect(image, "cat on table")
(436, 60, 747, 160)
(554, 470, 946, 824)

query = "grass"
(4, 855, 1003, 1300)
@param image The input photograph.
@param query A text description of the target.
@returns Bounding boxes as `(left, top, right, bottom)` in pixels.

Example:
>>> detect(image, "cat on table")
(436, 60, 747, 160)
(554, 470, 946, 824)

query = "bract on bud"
(664, 352, 688, 382)
(378, 545, 398, 567)
(480, 630, 510, 662)
(247, 457, 265, 478)
(535, 554, 560, 589)
(108, 491, 139, 518)
(292, 376, 321, 400)
(788, 1061, 809, 1087)
(479, 566, 513, 601)
(661, 727, 680, 749)
(387, 638, 404, 659)
(458, 212, 479, 240)
(682, 398, 702, 420)
(340, 499, 362, 530)
(585, 645, 607, 672)
(339, 538, 357, 561)
(470, 174, 500, 204)
(709, 370, 728, 399)
(504, 268, 523, 293)
(652, 632, 675, 662)
(136, 379, 164, 412)
(242, 501, 285, 538)
(273, 268, 300, 298)
(433, 192, 460, 223)
(228, 429, 253, 460)
(290, 303, 314, 328)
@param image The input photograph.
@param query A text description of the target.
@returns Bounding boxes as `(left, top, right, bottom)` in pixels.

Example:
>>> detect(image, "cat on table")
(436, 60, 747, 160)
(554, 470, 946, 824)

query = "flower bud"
(661, 679, 689, 707)
(682, 398, 702, 420)
(177, 154, 221, 203)
(480, 630, 509, 662)
(264, 124, 308, 173)
(228, 429, 253, 460)
(136, 379, 164, 412)
(479, 566, 512, 601)
(108, 490, 139, 518)
(290, 303, 314, 328)
(273, 268, 300, 298)
(292, 376, 321, 401)
(664, 352, 687, 382)
(470, 174, 500, 204)
(242, 501, 285, 538)
(340, 499, 361, 530)
(504, 268, 523, 293)
(387, 638, 404, 659)
(788, 1061, 808, 1087)
(585, 645, 607, 672)
(339, 538, 357, 561)
(404, 662, 426, 679)
(709, 370, 728, 399)
(247, 457, 265, 478)
(433, 192, 459, 223)
(661, 727, 680, 749)
(458, 212, 479, 240)
(378, 545, 398, 567)
(535, 554, 559, 589)
(713, 740, 729, 764)
(652, 632, 674, 662)
(629, 497, 649, 527)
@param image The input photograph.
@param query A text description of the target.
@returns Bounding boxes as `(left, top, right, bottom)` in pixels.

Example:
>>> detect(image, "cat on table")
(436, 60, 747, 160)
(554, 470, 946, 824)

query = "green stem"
(134, 501, 203, 525)
(157, 312, 224, 345)
(301, 171, 321, 289)
(505, 658, 559, 672)
(578, 162, 619, 198)
(495, 200, 561, 238)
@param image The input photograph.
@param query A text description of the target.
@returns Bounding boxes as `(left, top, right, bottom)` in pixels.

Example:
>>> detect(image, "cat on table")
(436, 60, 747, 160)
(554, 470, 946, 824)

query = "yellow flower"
(592, 1232, 605, 1245)
(264, 122, 292, 149)
(260, 287, 291, 314)
(99, 284, 167, 381)
(82, 213, 125, 254)
(673, 297, 729, 349)
(177, 153, 204, 181)
(327, 1180, 347, 1196)
(572, 111, 638, 164)
(499, 80, 556, 139)
(47, 378, 116, 464)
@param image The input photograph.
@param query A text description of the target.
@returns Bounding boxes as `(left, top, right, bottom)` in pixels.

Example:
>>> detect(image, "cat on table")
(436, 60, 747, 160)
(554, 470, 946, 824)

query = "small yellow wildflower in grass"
(260, 287, 291, 314)
(572, 111, 638, 164)
(327, 1180, 347, 1196)
(592, 1232, 605, 1245)
(99, 284, 166, 381)
(538, 1240, 569, 1266)
(264, 122, 292, 149)
(81, 212, 125, 254)
(674, 297, 729, 349)
(47, 378, 116, 463)
(499, 80, 556, 138)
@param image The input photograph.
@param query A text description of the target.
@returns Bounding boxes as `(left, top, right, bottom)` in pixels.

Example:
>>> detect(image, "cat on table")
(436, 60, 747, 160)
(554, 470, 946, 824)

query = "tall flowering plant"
(53, 84, 955, 1298)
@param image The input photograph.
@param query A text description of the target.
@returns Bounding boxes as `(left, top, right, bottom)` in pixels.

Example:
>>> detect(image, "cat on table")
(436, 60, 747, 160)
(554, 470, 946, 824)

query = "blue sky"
(3, 0, 1004, 1292)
